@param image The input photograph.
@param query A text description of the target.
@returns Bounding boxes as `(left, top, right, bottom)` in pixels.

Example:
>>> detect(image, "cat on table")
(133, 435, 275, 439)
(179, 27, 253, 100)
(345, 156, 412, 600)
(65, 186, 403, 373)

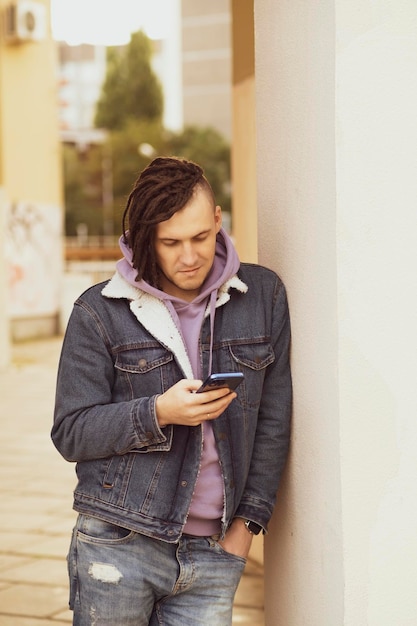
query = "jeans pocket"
(210, 538, 247, 565)
(76, 514, 135, 544)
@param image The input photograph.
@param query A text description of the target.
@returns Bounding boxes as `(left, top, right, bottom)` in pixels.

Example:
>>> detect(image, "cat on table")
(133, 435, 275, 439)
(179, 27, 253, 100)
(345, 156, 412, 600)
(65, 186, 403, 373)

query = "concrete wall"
(0, 188, 10, 368)
(336, 3, 417, 623)
(0, 0, 64, 342)
(0, 0, 62, 203)
(254, 0, 417, 624)
(230, 0, 257, 263)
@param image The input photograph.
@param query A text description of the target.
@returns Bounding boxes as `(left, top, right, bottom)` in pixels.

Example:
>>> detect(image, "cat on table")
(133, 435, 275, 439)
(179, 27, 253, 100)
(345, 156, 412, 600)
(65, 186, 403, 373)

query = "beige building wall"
(182, 0, 232, 139)
(0, 188, 9, 367)
(230, 0, 257, 263)
(0, 0, 63, 343)
(248, 0, 417, 624)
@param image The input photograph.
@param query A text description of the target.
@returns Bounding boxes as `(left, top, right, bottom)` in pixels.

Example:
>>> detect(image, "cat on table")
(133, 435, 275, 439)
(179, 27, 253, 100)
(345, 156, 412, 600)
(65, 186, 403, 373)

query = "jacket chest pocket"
(229, 342, 275, 408)
(114, 346, 175, 397)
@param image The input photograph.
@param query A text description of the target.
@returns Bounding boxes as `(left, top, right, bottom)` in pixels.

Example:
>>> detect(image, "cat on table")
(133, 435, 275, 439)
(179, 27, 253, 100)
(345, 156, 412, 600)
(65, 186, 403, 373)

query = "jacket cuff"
(131, 395, 173, 452)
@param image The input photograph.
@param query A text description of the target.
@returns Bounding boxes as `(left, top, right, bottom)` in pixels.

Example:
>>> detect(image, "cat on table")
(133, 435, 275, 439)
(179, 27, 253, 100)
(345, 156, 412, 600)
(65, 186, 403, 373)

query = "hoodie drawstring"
(207, 290, 217, 376)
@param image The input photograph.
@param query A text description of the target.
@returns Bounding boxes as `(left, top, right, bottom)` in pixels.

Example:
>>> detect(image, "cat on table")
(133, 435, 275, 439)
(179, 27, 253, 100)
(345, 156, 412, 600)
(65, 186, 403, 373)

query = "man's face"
(154, 186, 222, 301)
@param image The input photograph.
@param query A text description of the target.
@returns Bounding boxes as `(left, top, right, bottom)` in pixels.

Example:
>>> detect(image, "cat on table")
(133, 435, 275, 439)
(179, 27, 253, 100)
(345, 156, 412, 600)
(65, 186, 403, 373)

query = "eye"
(194, 233, 209, 242)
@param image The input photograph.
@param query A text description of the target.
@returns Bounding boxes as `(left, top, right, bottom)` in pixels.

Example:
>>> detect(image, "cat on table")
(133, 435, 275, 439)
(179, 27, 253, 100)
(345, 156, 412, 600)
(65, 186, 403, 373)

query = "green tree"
(95, 31, 163, 131)
(65, 25, 231, 237)
(108, 118, 166, 229)
(63, 143, 104, 236)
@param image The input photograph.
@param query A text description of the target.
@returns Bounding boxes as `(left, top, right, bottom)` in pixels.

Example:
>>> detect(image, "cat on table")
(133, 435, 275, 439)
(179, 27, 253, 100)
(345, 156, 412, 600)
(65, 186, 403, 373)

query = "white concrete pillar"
(336, 3, 417, 623)
(255, 0, 417, 624)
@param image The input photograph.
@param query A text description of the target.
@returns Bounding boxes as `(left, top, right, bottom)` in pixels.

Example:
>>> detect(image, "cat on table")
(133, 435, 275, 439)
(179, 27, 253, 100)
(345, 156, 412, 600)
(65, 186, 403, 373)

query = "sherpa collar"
(102, 271, 248, 379)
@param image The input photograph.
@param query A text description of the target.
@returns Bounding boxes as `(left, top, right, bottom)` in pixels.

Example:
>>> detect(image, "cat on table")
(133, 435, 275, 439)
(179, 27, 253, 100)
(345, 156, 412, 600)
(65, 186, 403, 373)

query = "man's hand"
(218, 518, 253, 559)
(155, 379, 237, 428)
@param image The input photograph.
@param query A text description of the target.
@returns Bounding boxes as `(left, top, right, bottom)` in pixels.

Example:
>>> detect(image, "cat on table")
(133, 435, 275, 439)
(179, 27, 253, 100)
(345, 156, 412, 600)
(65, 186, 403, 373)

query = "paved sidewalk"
(0, 337, 264, 625)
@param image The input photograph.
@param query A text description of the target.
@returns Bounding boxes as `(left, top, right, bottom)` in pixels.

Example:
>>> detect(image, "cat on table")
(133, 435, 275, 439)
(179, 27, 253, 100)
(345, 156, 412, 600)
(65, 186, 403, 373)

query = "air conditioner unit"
(4, 1, 47, 44)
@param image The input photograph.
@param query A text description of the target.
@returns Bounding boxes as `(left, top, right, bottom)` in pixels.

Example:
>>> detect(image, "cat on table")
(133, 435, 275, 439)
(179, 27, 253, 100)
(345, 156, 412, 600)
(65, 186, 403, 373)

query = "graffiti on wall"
(6, 202, 62, 318)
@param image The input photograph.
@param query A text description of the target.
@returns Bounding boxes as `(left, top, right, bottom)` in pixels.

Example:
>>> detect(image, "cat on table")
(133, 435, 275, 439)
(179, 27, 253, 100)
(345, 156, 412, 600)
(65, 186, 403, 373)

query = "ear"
(214, 205, 222, 233)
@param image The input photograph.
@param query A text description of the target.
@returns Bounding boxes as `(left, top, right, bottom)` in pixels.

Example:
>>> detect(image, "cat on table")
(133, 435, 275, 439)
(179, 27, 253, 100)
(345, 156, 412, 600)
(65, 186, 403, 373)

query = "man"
(52, 156, 291, 625)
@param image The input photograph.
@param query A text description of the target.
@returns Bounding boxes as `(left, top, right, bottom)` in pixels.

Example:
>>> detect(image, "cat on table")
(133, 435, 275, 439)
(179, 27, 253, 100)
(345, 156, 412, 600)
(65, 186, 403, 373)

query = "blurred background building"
(0, 0, 233, 347)
(56, 0, 231, 137)
(181, 0, 232, 139)
(57, 44, 107, 131)
(0, 0, 63, 351)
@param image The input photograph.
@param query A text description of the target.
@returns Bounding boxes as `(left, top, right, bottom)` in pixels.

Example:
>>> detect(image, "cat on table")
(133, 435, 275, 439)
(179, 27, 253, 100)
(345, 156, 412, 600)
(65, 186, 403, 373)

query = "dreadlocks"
(122, 156, 215, 287)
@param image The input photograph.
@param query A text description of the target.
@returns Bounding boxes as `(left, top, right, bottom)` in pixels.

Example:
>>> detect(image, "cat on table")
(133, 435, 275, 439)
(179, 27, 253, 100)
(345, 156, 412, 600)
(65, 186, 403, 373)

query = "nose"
(180, 242, 198, 266)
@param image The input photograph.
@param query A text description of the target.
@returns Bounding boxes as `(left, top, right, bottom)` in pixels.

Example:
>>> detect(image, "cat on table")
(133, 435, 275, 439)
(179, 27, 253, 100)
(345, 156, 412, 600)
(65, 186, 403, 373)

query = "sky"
(50, 0, 172, 45)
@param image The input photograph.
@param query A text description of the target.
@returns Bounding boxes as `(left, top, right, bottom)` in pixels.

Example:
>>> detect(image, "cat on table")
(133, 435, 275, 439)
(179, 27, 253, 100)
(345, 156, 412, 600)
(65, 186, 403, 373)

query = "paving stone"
(0, 557, 68, 587)
(52, 607, 73, 622)
(0, 618, 69, 626)
(0, 531, 42, 551)
(6, 535, 71, 560)
(232, 605, 265, 624)
(1, 512, 61, 533)
(0, 583, 68, 618)
(0, 555, 33, 572)
(43, 514, 77, 537)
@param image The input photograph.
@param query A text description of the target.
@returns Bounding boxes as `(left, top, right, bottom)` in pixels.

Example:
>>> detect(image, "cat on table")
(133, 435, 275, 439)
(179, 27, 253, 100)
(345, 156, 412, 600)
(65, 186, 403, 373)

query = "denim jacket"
(52, 262, 292, 543)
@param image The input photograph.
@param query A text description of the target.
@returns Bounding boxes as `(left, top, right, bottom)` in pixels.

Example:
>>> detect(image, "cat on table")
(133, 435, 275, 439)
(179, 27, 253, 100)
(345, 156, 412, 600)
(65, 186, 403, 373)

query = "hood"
(116, 227, 240, 305)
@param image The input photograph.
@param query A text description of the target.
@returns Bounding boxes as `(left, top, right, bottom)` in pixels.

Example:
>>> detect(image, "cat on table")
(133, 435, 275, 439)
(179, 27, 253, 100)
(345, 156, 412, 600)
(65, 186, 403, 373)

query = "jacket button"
(138, 358, 147, 368)
(181, 480, 187, 487)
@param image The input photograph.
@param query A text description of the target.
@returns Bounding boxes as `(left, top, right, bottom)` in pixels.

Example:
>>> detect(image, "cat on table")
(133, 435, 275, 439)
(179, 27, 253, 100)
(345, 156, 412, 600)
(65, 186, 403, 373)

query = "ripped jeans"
(67, 514, 246, 625)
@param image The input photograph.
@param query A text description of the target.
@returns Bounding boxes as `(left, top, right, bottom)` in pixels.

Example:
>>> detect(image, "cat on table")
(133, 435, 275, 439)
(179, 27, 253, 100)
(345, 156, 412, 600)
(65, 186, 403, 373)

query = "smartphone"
(196, 372, 244, 393)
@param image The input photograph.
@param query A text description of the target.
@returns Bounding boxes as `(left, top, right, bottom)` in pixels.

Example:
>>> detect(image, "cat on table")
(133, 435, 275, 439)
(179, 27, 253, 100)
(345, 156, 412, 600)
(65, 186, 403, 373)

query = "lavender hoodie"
(117, 228, 240, 536)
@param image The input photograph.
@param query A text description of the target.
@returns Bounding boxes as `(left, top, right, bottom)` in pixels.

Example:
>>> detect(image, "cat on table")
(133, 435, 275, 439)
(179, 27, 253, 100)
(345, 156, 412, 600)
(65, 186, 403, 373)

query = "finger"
(200, 392, 237, 421)
(186, 379, 203, 393)
(197, 387, 234, 403)
(201, 410, 217, 422)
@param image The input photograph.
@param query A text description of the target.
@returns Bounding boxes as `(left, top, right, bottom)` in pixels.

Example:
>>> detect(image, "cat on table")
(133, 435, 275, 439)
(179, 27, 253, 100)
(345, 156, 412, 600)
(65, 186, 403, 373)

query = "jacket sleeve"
(235, 278, 292, 531)
(51, 299, 173, 463)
